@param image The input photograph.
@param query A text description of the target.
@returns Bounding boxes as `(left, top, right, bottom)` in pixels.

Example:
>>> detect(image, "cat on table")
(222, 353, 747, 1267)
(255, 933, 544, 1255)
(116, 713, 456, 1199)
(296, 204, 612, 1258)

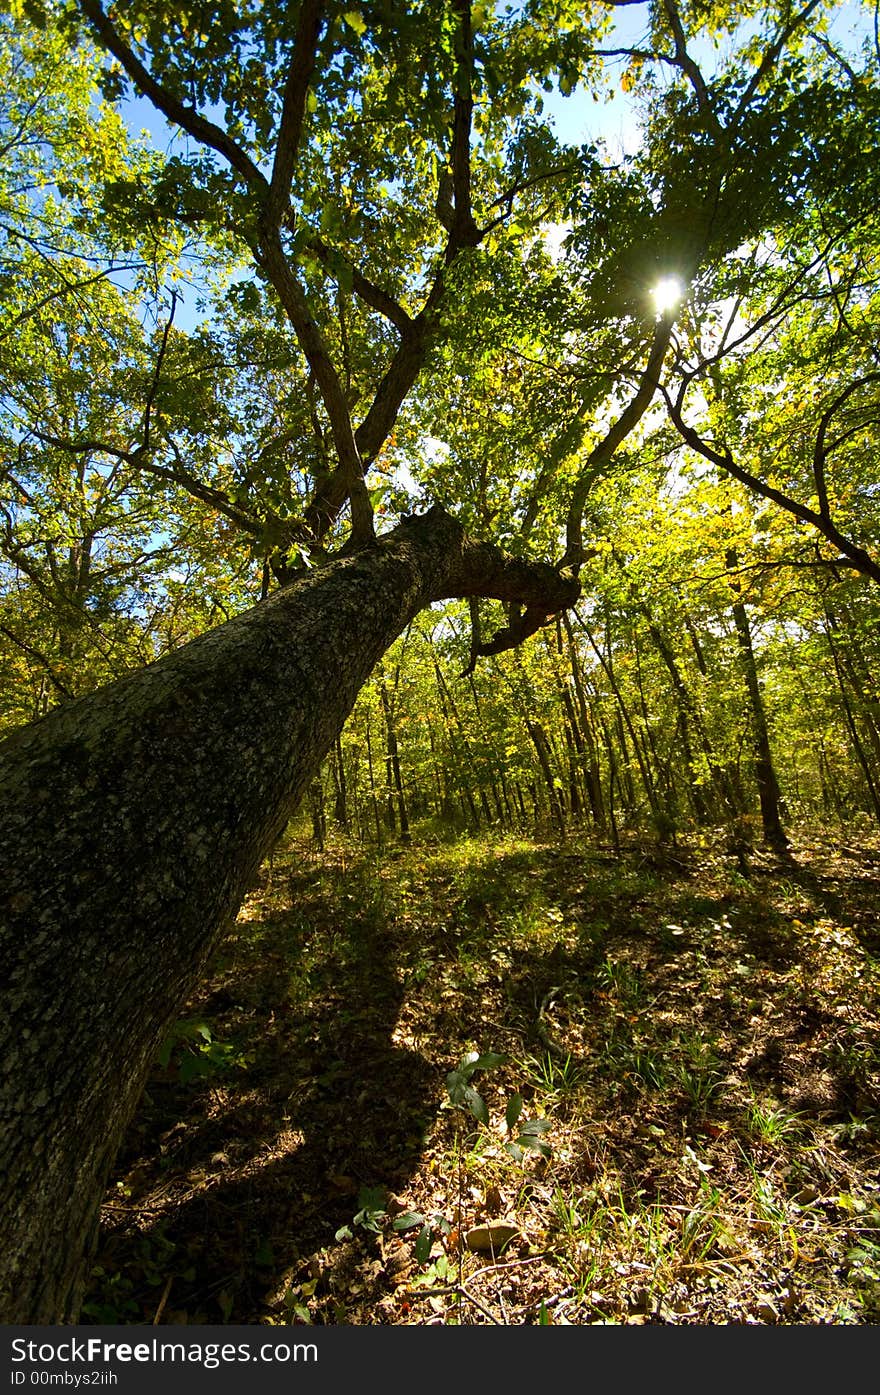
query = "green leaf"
(446, 1070, 467, 1104)
(343, 10, 367, 36)
(415, 1224, 433, 1265)
(464, 1085, 489, 1126)
(392, 1212, 426, 1231)
(519, 1137, 552, 1158)
(357, 1185, 387, 1214)
(518, 1117, 552, 1135)
(469, 1051, 508, 1072)
(506, 1092, 524, 1131)
(254, 1237, 274, 1266)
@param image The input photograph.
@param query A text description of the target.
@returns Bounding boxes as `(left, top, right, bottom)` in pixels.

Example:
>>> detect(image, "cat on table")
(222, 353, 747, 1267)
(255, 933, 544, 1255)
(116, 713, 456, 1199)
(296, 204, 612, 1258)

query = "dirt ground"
(84, 827, 880, 1325)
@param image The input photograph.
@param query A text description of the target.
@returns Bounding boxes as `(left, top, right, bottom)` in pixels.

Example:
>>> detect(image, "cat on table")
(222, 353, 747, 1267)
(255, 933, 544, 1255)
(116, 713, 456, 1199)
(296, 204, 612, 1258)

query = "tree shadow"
(86, 876, 439, 1324)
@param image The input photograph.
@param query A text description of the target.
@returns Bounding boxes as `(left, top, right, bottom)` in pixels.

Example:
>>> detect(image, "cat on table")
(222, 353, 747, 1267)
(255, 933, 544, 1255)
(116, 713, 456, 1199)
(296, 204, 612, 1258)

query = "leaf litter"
(85, 828, 880, 1325)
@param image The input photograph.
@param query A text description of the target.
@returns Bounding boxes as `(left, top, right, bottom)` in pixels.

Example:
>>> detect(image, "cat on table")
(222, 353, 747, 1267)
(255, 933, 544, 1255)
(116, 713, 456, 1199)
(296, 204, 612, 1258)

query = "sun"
(651, 276, 683, 314)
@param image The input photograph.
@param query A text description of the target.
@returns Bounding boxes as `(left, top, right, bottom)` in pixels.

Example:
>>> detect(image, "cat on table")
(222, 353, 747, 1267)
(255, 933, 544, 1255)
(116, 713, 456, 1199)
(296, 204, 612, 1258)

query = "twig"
(408, 1284, 503, 1324)
(152, 1274, 173, 1325)
(465, 1251, 552, 1285)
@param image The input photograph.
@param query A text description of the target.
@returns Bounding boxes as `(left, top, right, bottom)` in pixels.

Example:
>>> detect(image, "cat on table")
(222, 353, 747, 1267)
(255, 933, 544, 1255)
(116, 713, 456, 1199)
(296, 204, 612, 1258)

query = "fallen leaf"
(465, 1221, 519, 1254)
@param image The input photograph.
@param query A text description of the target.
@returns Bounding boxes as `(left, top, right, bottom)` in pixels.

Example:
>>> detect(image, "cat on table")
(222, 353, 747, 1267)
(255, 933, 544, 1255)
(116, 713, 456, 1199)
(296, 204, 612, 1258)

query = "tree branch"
(267, 0, 325, 225)
(32, 428, 263, 537)
(141, 292, 177, 455)
(258, 230, 375, 547)
(661, 0, 721, 137)
(732, 0, 824, 129)
(448, 0, 481, 252)
(563, 313, 675, 567)
(813, 372, 880, 521)
(308, 236, 414, 333)
(0, 625, 74, 699)
(663, 388, 880, 586)
(77, 0, 269, 195)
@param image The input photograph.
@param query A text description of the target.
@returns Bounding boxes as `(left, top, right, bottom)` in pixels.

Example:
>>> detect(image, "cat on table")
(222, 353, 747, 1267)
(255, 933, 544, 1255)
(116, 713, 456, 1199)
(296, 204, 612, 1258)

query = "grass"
(85, 826, 880, 1325)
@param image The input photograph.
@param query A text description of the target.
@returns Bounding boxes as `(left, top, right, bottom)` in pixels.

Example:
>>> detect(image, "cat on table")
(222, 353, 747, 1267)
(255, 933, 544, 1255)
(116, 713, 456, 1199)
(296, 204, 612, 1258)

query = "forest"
(0, 0, 879, 1327)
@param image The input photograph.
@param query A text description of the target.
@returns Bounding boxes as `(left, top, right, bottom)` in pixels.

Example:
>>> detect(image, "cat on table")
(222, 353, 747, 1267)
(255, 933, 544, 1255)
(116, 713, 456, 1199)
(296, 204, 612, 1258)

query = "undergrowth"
(85, 827, 880, 1325)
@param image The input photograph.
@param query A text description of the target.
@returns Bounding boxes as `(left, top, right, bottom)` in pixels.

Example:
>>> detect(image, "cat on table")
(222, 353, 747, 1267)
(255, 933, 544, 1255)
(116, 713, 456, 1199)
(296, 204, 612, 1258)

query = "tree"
(0, 0, 873, 1320)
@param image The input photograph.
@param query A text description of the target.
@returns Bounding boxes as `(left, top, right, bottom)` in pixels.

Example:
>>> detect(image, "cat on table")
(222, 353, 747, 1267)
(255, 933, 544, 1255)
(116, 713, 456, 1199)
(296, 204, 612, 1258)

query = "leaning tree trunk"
(0, 506, 575, 1323)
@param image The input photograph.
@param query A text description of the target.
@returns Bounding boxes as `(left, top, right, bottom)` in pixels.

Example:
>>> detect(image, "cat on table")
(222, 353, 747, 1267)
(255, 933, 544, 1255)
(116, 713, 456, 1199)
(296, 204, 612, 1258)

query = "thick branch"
(449, 0, 481, 250)
(77, 0, 269, 195)
(437, 530, 580, 623)
(267, 0, 325, 225)
(258, 232, 374, 546)
(563, 314, 674, 567)
(661, 0, 721, 136)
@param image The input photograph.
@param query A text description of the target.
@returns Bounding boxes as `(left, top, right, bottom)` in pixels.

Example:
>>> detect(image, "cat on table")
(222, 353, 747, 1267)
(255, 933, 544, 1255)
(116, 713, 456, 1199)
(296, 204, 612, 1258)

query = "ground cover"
(84, 828, 880, 1325)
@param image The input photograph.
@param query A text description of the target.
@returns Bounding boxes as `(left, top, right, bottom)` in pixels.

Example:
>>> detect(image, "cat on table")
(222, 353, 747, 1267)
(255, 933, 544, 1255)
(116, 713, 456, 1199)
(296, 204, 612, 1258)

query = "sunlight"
(651, 276, 683, 314)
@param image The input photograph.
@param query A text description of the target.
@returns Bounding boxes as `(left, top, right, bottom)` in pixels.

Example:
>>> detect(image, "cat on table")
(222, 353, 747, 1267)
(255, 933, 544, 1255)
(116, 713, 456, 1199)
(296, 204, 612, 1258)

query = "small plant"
(678, 1180, 729, 1262)
(518, 1049, 585, 1104)
(746, 1091, 805, 1146)
(155, 1018, 251, 1084)
(597, 1029, 668, 1093)
(674, 1035, 725, 1112)
(598, 956, 644, 1006)
(81, 1267, 140, 1323)
(627, 1046, 669, 1091)
(334, 1185, 389, 1240)
(445, 1050, 552, 1160)
(846, 1228, 880, 1317)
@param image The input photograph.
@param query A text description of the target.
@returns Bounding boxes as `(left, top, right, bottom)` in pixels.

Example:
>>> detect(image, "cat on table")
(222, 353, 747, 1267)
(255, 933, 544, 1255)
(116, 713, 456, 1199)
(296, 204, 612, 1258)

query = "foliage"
(2, 0, 877, 719)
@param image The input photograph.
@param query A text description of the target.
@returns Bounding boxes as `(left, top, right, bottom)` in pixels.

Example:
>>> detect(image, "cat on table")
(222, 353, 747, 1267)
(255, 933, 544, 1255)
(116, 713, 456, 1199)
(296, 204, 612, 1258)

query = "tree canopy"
(4, 0, 878, 697)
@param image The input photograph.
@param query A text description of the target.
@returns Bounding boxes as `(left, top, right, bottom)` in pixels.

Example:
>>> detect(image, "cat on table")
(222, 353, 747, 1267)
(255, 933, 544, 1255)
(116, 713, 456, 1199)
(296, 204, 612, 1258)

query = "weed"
(518, 1050, 585, 1102)
(597, 956, 644, 1006)
(745, 1091, 806, 1146)
(678, 1180, 730, 1262)
(154, 1018, 252, 1084)
(674, 1035, 725, 1112)
(596, 1029, 668, 1092)
(846, 1231, 880, 1317)
(81, 1268, 140, 1323)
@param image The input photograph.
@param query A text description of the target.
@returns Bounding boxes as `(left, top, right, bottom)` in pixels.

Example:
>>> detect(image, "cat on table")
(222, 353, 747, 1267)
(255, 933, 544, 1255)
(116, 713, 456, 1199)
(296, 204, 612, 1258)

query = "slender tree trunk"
(527, 718, 566, 832)
(308, 776, 327, 848)
(379, 680, 409, 841)
(822, 611, 880, 824)
(0, 505, 577, 1322)
(430, 652, 481, 829)
(579, 614, 659, 818)
(640, 605, 738, 824)
(562, 612, 605, 831)
(364, 715, 384, 845)
(726, 550, 788, 851)
(331, 732, 348, 829)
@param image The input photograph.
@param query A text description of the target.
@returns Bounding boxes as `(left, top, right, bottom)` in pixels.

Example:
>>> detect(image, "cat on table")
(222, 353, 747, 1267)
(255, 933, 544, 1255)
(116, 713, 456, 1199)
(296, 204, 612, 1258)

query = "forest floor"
(84, 825, 880, 1326)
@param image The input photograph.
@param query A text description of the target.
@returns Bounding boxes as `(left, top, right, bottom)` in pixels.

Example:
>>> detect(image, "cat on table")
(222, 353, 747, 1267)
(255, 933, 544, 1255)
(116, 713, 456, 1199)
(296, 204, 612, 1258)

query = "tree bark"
(0, 505, 577, 1322)
(726, 549, 789, 851)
